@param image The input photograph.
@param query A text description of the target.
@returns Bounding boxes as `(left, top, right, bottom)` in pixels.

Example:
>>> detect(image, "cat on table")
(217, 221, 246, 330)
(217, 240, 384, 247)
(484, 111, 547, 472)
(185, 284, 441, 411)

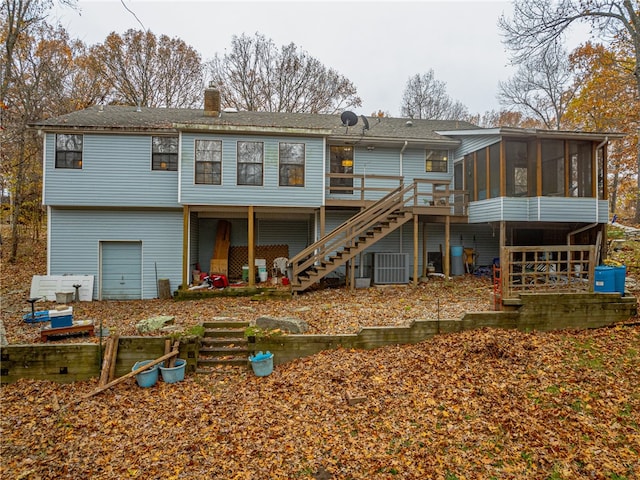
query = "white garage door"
(101, 241, 142, 300)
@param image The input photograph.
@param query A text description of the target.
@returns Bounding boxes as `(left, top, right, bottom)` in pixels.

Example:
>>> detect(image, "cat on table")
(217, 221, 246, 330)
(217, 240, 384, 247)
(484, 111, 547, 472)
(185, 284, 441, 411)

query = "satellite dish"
(341, 111, 358, 127)
(360, 115, 370, 131)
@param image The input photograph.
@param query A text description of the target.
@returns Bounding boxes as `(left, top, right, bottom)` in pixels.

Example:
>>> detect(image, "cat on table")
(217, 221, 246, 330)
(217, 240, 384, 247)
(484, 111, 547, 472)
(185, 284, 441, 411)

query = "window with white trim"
(425, 149, 448, 172)
(279, 142, 305, 186)
(55, 134, 83, 169)
(152, 136, 178, 171)
(195, 139, 222, 184)
(237, 141, 263, 186)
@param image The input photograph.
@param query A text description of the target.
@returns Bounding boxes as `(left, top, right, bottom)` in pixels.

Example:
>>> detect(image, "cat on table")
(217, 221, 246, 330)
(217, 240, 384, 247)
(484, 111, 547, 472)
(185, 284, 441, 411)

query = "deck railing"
(326, 174, 468, 214)
(501, 245, 596, 300)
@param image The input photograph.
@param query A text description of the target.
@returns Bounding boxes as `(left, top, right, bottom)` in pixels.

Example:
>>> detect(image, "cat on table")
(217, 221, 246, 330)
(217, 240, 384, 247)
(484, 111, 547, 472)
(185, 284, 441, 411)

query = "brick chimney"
(204, 86, 220, 117)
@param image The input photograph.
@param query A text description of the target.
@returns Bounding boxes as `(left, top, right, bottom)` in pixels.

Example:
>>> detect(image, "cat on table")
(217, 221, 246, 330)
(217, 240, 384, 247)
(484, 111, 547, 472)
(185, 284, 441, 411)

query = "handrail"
(290, 183, 415, 277)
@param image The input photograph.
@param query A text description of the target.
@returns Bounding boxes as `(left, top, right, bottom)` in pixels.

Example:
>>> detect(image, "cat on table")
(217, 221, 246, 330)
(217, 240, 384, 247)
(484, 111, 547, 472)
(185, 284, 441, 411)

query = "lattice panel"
(228, 245, 289, 280)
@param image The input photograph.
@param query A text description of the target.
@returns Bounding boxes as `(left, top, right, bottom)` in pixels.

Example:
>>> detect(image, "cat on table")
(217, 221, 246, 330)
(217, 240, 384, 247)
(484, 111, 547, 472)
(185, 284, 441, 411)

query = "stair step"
(198, 357, 249, 367)
(201, 337, 246, 346)
(203, 328, 248, 338)
(200, 346, 249, 356)
(202, 320, 250, 329)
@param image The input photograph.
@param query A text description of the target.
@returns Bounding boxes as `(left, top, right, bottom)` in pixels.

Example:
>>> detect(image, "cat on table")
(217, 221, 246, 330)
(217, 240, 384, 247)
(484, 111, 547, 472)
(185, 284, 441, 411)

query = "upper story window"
(279, 142, 305, 187)
(195, 139, 222, 185)
(237, 141, 263, 186)
(55, 134, 83, 169)
(152, 136, 178, 171)
(425, 149, 448, 172)
(329, 145, 353, 194)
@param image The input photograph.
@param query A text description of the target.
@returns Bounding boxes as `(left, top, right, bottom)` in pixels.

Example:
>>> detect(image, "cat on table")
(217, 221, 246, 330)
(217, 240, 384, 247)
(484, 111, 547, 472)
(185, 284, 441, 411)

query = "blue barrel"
(594, 266, 615, 293)
(613, 265, 626, 296)
(451, 246, 464, 276)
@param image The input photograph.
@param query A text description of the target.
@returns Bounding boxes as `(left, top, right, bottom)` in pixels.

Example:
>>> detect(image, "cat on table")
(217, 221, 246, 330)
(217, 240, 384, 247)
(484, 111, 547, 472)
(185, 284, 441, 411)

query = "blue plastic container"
(613, 265, 626, 296)
(51, 315, 73, 328)
(23, 310, 50, 323)
(249, 351, 274, 377)
(451, 246, 464, 257)
(451, 246, 464, 276)
(159, 359, 186, 383)
(594, 266, 615, 293)
(132, 360, 159, 388)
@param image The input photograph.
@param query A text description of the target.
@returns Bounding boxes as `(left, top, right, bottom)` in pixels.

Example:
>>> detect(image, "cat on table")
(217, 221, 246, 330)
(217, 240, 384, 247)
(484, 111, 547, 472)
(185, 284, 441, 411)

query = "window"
(195, 139, 222, 185)
(541, 140, 565, 196)
(237, 141, 263, 186)
(55, 134, 83, 169)
(425, 149, 448, 172)
(568, 141, 592, 197)
(329, 146, 353, 194)
(152, 136, 178, 171)
(505, 140, 530, 197)
(279, 143, 305, 186)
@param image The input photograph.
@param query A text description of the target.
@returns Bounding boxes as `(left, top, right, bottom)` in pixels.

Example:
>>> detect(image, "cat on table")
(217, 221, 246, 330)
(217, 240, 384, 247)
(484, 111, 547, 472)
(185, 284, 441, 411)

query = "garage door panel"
(101, 241, 142, 300)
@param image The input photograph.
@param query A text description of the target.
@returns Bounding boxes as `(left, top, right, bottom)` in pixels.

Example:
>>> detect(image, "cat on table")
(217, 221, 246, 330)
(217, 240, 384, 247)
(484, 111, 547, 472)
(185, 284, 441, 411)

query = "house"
(31, 88, 623, 301)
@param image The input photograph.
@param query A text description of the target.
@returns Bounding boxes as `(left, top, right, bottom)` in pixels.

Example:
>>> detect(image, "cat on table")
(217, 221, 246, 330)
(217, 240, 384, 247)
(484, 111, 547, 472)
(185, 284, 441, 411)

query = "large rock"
(256, 316, 309, 334)
(136, 315, 175, 334)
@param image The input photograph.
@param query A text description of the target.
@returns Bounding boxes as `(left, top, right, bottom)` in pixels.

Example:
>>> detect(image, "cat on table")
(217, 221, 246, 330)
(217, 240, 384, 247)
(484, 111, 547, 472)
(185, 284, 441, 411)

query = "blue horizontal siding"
(49, 208, 183, 299)
(44, 133, 179, 208)
(180, 133, 324, 207)
(470, 197, 607, 223)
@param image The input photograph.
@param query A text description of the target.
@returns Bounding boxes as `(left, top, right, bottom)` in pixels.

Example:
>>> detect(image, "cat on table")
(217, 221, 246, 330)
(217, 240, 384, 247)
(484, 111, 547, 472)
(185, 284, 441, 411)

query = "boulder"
(256, 316, 309, 334)
(136, 315, 175, 334)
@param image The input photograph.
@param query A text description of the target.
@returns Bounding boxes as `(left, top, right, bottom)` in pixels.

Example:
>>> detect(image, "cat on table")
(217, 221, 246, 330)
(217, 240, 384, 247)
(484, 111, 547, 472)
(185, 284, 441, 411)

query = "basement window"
(55, 134, 83, 169)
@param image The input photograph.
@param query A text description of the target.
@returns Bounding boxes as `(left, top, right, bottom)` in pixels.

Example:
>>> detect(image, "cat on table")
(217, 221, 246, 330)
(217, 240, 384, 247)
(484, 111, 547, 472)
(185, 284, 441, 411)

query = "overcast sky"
(52, 1, 529, 116)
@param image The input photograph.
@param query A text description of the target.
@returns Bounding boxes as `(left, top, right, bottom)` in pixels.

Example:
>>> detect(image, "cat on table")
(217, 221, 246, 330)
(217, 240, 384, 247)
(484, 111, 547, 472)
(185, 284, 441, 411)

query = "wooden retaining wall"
(0, 336, 199, 385)
(255, 293, 637, 366)
(1, 293, 636, 383)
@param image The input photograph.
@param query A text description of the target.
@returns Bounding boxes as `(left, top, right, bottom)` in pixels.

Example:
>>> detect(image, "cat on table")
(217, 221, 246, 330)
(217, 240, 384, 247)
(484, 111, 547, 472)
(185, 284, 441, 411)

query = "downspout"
(400, 141, 408, 177)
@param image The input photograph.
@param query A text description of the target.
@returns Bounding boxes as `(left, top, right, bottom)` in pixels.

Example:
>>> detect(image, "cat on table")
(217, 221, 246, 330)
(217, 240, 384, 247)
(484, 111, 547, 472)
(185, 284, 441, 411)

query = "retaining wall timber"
(255, 293, 637, 366)
(0, 336, 199, 385)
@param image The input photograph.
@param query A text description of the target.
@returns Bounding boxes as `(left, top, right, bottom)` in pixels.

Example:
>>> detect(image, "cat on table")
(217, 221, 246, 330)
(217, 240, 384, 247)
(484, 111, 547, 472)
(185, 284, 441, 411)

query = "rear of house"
(32, 89, 621, 300)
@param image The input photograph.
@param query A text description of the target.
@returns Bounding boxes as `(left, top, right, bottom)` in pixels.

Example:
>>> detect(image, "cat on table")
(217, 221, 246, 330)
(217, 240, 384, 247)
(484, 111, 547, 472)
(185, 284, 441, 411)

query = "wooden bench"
(41, 323, 95, 342)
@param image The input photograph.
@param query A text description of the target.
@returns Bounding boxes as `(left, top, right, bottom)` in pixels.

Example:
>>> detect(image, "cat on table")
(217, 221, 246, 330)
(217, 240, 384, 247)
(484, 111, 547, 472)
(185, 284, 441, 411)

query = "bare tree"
(499, 0, 640, 221)
(89, 29, 204, 108)
(400, 70, 469, 120)
(207, 33, 362, 114)
(498, 41, 576, 129)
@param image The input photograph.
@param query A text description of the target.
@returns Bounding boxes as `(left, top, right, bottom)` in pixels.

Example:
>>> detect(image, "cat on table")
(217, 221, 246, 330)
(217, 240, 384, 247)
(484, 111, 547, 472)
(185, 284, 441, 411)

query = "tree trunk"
(9, 131, 26, 263)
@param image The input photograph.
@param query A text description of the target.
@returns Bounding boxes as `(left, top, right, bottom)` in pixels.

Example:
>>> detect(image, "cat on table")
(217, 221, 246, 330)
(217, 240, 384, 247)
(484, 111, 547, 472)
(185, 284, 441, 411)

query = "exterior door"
(101, 241, 142, 300)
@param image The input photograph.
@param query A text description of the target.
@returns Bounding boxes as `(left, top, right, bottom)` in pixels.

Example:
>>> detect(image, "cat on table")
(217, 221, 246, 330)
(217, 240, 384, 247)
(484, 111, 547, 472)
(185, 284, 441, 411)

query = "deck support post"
(248, 205, 255, 287)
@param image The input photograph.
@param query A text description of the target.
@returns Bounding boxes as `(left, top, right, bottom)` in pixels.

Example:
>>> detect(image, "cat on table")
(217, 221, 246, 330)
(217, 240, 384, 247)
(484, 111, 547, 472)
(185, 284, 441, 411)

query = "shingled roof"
(31, 105, 480, 145)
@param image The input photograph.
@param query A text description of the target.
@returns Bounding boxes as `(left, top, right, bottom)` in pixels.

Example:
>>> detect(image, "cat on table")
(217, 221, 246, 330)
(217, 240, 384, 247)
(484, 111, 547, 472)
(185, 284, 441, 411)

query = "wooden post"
(108, 334, 119, 383)
(158, 279, 171, 299)
(444, 215, 450, 278)
(422, 222, 427, 277)
(413, 214, 419, 284)
(98, 337, 115, 387)
(248, 205, 255, 287)
(182, 205, 189, 289)
(320, 206, 326, 238)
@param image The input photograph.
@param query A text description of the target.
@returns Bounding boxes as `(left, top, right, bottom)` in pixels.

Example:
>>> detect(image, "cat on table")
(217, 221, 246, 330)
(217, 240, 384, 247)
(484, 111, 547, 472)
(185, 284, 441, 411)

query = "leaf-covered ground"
(2, 326, 639, 479)
(2, 228, 639, 478)
(1, 231, 495, 344)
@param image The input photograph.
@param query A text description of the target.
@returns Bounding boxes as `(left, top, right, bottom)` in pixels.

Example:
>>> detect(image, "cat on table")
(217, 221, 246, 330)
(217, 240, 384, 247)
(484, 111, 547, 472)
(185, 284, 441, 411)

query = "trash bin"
(249, 351, 274, 377)
(451, 246, 464, 276)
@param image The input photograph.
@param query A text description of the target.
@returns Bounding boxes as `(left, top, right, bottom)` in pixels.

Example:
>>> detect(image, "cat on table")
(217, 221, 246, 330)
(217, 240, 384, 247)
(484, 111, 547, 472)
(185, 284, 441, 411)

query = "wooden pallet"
(41, 323, 94, 342)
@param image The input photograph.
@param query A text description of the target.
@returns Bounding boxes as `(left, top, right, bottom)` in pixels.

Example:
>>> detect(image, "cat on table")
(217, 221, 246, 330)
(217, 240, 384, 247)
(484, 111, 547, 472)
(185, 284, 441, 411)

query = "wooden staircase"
(197, 319, 250, 372)
(290, 183, 416, 293)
